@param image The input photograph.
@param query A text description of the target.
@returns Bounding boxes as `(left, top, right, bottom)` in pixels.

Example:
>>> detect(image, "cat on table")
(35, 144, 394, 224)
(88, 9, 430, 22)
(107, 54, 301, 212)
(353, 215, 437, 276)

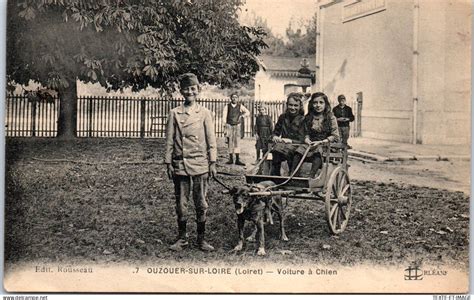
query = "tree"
(285, 13, 316, 57)
(242, 11, 287, 56)
(244, 11, 317, 58)
(7, 0, 267, 138)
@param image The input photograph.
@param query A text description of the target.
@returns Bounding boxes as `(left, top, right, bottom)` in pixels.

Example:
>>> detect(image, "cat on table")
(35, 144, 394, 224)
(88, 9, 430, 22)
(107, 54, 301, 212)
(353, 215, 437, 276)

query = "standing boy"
(165, 73, 217, 252)
(332, 94, 354, 146)
(222, 93, 250, 166)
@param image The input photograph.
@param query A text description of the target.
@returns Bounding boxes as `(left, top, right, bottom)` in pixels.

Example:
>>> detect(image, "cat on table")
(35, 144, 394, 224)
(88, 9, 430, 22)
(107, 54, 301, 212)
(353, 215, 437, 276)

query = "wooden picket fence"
(5, 95, 361, 138)
(5, 95, 60, 137)
(5, 95, 286, 138)
(76, 96, 286, 138)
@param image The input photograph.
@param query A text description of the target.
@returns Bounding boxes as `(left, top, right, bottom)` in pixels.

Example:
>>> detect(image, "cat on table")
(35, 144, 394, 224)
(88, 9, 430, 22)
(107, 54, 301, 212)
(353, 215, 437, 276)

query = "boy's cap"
(338, 94, 346, 100)
(179, 73, 199, 88)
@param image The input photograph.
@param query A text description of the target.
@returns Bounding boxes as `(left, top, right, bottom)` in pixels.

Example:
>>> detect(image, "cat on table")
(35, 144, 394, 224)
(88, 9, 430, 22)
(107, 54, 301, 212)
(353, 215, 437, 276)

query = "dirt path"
(238, 139, 471, 195)
(349, 160, 470, 195)
(4, 138, 469, 271)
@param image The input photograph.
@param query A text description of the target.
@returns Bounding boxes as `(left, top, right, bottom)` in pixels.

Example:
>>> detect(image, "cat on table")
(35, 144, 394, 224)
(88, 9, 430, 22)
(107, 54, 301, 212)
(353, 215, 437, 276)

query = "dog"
(229, 180, 288, 256)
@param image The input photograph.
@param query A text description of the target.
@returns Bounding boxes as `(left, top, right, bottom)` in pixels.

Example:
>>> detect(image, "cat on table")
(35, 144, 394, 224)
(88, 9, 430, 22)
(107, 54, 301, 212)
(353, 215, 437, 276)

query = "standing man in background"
(332, 94, 354, 147)
(222, 92, 250, 166)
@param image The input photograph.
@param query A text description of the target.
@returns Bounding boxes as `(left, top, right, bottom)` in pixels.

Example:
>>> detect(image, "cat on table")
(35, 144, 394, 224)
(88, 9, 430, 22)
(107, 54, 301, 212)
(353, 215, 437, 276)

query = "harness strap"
(212, 175, 232, 190)
(249, 143, 274, 173)
(262, 142, 317, 192)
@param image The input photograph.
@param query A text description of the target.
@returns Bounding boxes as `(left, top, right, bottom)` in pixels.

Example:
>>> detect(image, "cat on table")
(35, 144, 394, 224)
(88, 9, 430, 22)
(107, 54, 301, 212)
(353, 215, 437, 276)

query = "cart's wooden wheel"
(325, 166, 352, 234)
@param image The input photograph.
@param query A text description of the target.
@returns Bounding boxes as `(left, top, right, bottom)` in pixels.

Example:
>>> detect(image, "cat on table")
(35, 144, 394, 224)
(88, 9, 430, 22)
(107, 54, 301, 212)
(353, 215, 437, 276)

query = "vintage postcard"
(3, 0, 471, 294)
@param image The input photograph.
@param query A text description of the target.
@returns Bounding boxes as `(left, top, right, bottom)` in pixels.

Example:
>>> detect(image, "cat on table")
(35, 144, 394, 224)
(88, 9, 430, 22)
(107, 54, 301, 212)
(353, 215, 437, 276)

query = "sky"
(240, 0, 316, 38)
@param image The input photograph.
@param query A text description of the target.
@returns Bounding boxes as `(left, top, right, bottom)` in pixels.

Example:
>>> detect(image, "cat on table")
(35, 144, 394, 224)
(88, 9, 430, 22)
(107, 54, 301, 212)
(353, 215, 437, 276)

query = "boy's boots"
(196, 221, 214, 251)
(226, 154, 234, 164)
(234, 153, 245, 166)
(169, 220, 188, 251)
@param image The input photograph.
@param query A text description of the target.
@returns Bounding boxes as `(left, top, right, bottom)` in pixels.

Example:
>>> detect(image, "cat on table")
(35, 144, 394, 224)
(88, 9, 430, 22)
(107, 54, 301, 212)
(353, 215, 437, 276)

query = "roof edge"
(318, 0, 344, 9)
(255, 57, 267, 72)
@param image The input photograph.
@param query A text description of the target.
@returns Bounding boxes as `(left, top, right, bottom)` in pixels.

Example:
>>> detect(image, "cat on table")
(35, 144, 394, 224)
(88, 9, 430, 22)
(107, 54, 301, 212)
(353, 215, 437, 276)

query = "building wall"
(254, 70, 316, 101)
(320, 0, 414, 142)
(318, 0, 471, 144)
(417, 0, 471, 144)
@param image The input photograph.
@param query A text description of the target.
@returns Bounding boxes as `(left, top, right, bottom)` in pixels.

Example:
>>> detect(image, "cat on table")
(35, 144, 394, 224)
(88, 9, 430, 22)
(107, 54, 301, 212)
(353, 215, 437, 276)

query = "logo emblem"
(404, 265, 423, 280)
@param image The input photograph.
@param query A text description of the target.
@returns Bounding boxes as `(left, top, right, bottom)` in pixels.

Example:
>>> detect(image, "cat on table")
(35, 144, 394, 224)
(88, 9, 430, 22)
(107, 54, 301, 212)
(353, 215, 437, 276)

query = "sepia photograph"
(3, 0, 471, 294)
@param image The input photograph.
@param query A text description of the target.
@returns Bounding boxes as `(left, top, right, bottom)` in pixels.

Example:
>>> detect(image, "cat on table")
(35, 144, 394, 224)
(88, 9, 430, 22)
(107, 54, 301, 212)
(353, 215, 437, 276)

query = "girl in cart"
(292, 92, 339, 178)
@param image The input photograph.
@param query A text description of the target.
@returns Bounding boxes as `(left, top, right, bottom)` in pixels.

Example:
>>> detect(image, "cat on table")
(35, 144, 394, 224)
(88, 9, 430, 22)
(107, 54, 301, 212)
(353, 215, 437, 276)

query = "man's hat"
(179, 73, 199, 88)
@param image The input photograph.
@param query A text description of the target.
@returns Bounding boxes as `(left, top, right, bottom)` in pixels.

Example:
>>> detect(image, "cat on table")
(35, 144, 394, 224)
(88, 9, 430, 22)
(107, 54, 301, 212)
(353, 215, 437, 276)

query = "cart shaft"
(248, 190, 295, 197)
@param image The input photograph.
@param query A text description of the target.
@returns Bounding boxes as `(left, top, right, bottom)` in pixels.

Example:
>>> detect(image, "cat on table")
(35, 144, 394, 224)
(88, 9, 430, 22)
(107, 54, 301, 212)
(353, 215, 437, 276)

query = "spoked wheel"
(325, 166, 352, 234)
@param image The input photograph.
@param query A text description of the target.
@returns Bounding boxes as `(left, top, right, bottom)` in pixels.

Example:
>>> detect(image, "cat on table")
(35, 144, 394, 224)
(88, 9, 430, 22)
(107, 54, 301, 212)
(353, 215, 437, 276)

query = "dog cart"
(244, 141, 352, 234)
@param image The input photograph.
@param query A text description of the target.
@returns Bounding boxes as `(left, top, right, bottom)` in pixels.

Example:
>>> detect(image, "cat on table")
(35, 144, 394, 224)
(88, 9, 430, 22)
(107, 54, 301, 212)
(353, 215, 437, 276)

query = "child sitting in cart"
(293, 92, 339, 178)
(270, 92, 306, 176)
(254, 104, 273, 163)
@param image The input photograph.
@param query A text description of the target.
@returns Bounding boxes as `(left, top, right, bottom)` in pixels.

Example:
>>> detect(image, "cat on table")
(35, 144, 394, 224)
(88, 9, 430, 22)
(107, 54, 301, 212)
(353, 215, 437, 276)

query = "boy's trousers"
(338, 126, 350, 145)
(173, 173, 209, 223)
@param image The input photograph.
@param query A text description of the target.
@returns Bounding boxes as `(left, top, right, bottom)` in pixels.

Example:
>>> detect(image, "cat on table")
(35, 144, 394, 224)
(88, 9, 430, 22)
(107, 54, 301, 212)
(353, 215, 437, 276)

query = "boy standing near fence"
(222, 93, 250, 166)
(332, 94, 354, 147)
(165, 73, 217, 252)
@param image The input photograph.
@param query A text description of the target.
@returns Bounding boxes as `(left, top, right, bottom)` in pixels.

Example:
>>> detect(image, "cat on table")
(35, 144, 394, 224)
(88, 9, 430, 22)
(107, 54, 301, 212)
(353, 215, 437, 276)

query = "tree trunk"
(57, 81, 78, 139)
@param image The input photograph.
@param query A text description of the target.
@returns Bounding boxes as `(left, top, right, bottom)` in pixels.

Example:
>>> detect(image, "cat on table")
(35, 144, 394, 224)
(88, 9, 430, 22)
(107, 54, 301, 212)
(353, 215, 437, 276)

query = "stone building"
(316, 0, 470, 144)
